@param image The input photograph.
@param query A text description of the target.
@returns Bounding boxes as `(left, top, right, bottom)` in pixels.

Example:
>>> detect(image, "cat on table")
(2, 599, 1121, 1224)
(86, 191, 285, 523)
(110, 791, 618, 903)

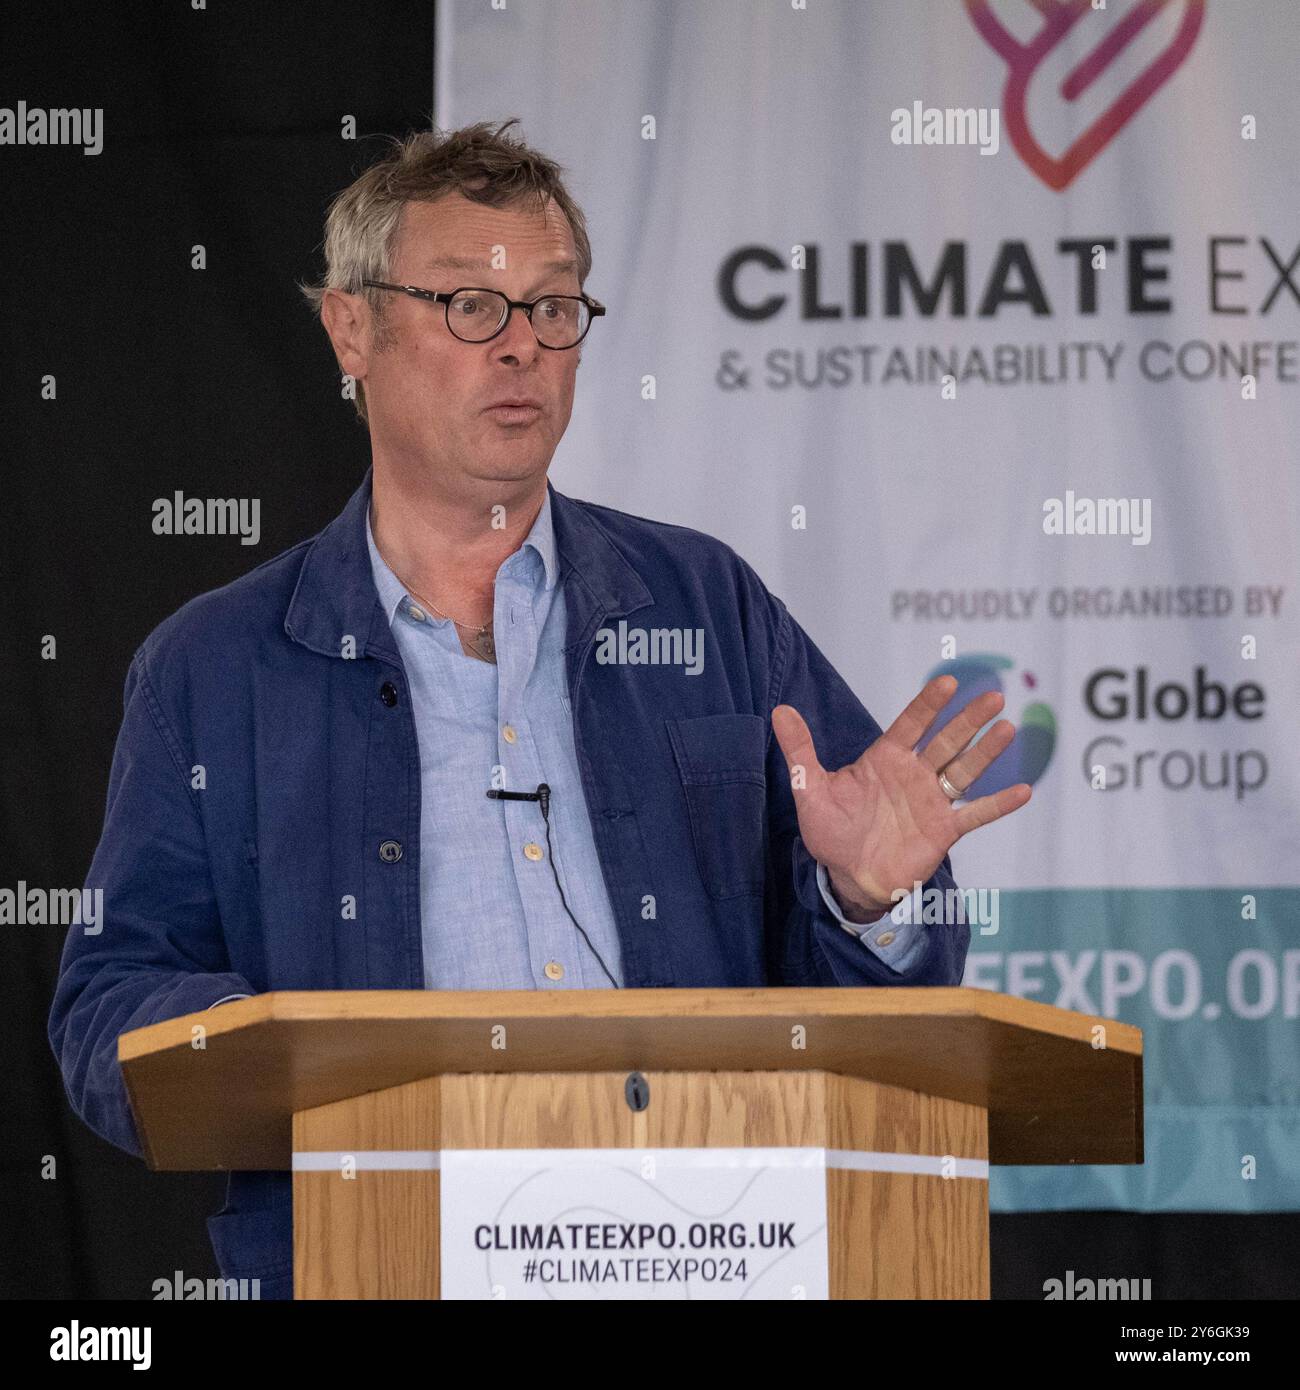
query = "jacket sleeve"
(47, 649, 256, 1159)
(761, 595, 969, 987)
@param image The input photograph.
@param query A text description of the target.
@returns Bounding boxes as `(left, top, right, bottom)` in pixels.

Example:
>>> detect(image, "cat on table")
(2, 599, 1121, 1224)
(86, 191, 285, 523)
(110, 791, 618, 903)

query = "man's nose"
(491, 304, 542, 364)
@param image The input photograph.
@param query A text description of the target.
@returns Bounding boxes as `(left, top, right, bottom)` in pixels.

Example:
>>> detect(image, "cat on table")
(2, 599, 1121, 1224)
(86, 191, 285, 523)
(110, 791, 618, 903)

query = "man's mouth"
(484, 400, 543, 425)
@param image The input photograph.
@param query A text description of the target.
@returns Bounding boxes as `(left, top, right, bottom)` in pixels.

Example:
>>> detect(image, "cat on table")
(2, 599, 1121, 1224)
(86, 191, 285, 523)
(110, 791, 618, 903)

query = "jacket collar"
(284, 467, 652, 662)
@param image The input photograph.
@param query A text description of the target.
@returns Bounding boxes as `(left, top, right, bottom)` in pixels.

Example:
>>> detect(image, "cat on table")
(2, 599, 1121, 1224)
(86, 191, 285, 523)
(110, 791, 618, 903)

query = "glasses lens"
(532, 296, 589, 348)
(447, 289, 508, 341)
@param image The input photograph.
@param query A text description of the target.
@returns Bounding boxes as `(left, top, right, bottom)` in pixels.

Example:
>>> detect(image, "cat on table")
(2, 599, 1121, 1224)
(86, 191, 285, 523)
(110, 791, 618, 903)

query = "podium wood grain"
(293, 1070, 988, 1299)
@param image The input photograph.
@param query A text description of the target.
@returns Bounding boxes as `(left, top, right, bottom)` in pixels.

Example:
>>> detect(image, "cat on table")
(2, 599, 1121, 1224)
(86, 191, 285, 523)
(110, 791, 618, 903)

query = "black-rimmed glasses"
(362, 281, 605, 350)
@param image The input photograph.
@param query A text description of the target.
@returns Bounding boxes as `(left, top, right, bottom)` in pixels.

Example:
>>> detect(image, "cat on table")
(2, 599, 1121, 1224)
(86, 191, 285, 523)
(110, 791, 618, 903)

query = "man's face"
(358, 192, 583, 490)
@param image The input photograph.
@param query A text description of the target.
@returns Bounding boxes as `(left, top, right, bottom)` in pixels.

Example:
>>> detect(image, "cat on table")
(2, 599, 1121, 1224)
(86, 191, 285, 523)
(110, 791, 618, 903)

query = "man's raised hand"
(771, 675, 1032, 922)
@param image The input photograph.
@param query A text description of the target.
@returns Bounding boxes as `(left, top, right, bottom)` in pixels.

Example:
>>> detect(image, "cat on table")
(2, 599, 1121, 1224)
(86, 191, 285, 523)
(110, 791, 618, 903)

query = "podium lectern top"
(119, 987, 1141, 1171)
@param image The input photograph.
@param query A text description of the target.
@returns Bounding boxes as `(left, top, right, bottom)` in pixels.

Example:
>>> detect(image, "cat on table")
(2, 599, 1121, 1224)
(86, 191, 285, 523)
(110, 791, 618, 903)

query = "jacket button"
(378, 839, 403, 863)
(379, 682, 398, 707)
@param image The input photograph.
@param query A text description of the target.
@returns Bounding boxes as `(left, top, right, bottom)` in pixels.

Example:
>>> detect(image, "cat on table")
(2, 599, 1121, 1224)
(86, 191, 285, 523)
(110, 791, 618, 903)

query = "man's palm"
(771, 675, 1032, 914)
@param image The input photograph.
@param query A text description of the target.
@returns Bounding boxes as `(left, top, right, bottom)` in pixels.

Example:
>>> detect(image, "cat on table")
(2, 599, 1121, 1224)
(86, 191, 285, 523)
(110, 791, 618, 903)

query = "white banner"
(437, 0, 1300, 1212)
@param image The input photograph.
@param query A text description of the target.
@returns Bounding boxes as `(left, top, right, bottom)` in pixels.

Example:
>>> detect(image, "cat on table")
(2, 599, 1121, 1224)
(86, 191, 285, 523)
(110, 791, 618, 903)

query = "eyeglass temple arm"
(362, 280, 444, 302)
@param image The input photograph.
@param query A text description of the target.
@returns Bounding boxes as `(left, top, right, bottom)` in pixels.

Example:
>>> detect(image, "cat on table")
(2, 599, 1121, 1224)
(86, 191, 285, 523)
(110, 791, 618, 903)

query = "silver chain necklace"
(391, 571, 496, 664)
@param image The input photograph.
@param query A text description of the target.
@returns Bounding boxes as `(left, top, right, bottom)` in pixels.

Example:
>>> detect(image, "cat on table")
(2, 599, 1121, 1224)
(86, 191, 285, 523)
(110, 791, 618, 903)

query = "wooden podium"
(119, 988, 1142, 1300)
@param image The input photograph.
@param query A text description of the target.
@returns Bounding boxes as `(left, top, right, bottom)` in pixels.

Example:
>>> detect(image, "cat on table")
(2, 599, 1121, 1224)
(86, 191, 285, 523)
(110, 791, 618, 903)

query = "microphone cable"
(485, 783, 621, 988)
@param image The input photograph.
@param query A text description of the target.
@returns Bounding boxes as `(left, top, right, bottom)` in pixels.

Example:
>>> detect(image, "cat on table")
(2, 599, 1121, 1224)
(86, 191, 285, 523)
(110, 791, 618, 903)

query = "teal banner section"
(964, 889, 1300, 1211)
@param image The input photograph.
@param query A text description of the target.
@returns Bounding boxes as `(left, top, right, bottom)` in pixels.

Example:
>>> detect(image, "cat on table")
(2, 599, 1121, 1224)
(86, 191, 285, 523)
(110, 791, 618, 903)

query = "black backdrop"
(2, 0, 1295, 1301)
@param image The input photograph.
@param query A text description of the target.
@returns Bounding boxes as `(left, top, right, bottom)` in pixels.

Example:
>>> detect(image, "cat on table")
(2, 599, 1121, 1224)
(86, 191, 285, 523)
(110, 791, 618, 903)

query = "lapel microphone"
(482, 782, 617, 988)
(486, 783, 550, 815)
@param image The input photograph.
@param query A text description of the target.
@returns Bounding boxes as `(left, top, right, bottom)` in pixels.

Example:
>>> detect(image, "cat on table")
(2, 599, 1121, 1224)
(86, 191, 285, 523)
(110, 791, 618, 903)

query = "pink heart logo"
(965, 0, 1206, 190)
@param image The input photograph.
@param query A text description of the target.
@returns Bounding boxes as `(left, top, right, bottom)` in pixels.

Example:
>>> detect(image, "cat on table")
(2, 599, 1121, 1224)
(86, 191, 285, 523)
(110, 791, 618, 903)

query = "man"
(49, 120, 1030, 1298)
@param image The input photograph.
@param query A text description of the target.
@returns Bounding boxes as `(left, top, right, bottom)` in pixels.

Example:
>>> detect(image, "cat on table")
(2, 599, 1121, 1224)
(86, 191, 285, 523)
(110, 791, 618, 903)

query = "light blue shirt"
(366, 489, 625, 989)
(356, 492, 930, 990)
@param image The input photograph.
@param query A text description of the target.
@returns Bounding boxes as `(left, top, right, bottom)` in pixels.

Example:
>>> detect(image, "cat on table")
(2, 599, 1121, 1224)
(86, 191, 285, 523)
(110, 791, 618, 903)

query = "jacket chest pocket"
(666, 713, 768, 899)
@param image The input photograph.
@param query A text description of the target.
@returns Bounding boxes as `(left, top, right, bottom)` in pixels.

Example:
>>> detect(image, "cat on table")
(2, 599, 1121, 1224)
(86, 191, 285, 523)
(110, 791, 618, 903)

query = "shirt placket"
(497, 566, 586, 989)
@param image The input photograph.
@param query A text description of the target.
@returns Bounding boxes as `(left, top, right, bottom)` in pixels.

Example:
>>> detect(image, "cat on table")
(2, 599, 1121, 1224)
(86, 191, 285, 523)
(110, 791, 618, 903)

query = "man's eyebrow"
(423, 255, 489, 272)
(423, 255, 579, 292)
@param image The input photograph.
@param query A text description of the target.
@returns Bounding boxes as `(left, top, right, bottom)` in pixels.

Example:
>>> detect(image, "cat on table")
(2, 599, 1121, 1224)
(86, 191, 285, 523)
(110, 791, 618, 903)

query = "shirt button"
(502, 724, 518, 744)
(407, 604, 427, 622)
(379, 682, 398, 708)
(523, 842, 543, 862)
(875, 931, 896, 947)
(378, 840, 403, 863)
(544, 961, 564, 981)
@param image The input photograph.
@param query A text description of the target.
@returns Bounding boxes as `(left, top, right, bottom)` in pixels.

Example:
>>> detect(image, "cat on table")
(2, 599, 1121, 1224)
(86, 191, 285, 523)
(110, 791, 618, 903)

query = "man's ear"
(320, 288, 372, 388)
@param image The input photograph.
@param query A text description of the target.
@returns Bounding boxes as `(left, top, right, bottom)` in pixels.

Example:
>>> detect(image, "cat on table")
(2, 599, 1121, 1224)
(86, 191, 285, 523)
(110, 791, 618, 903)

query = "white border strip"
(293, 1150, 441, 1172)
(292, 1147, 987, 1179)
(826, 1149, 989, 1180)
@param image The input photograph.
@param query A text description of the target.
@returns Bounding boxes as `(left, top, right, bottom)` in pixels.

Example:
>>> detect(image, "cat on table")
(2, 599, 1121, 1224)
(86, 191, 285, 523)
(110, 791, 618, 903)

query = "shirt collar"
(283, 468, 652, 664)
(364, 485, 559, 627)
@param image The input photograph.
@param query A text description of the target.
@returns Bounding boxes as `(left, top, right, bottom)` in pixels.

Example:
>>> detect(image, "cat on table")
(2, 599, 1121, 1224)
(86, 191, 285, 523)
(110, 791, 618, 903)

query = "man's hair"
(300, 118, 593, 424)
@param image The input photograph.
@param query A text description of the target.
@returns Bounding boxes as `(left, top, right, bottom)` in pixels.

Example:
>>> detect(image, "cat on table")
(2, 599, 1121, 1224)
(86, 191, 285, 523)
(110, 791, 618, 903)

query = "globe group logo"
(964, 0, 1206, 190)
(921, 653, 1057, 796)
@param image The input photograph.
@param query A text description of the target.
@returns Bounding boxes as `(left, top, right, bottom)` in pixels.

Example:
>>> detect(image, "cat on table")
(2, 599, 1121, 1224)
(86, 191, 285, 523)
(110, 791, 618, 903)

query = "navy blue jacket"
(48, 468, 964, 1297)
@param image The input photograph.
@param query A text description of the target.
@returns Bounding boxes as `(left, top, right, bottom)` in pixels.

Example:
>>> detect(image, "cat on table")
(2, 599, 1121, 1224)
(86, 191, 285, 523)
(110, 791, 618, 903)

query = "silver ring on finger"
(937, 769, 965, 801)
